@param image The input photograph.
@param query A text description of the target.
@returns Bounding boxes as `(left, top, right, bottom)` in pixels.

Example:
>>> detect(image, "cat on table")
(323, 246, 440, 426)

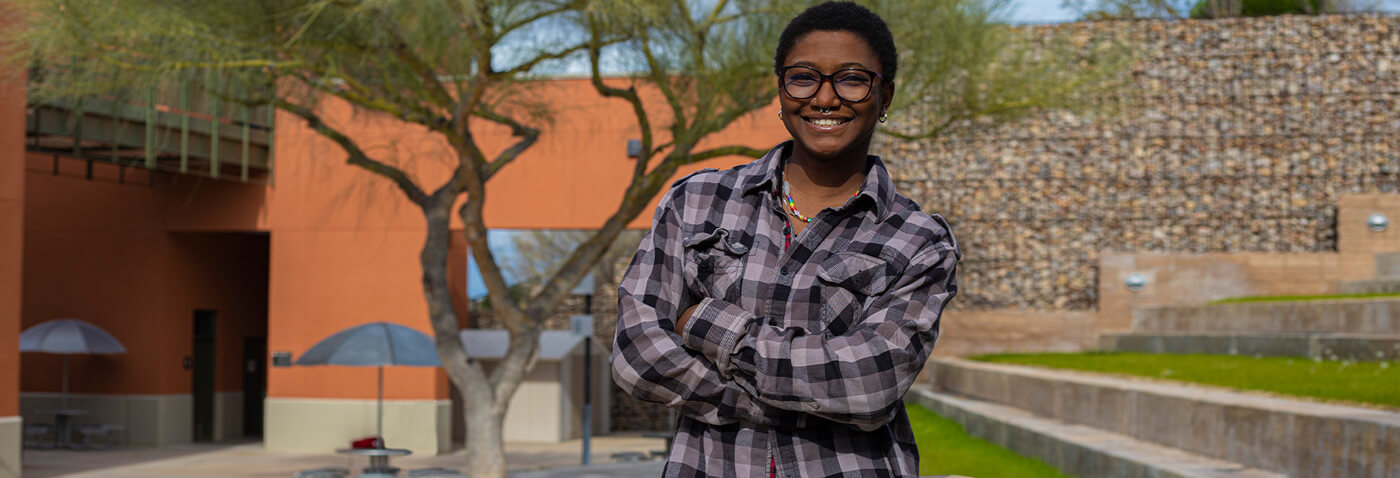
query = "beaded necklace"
(781, 178, 861, 224)
(778, 166, 862, 251)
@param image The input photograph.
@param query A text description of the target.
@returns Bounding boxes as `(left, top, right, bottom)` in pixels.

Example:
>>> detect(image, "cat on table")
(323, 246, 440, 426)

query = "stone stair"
(1337, 278, 1400, 294)
(918, 358, 1400, 477)
(1106, 252, 1400, 360)
(1100, 332, 1400, 360)
(908, 387, 1284, 478)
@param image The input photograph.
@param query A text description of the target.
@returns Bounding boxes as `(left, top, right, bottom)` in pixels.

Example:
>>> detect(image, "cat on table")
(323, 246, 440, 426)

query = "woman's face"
(779, 30, 893, 163)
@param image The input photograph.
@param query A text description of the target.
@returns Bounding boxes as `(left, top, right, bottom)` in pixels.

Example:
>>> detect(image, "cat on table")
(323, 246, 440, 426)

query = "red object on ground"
(351, 436, 383, 449)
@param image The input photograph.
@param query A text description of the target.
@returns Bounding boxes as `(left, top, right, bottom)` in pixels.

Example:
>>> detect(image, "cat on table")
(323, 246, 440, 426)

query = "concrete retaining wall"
(907, 388, 1283, 478)
(1100, 333, 1400, 360)
(1133, 299, 1400, 335)
(1338, 278, 1400, 295)
(926, 358, 1400, 476)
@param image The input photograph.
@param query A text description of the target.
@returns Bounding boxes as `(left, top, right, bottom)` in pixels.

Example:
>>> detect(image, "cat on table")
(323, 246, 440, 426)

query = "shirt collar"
(740, 140, 897, 222)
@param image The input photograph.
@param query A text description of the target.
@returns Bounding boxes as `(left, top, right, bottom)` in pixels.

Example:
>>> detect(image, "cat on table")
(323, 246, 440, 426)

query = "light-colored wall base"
(20, 393, 193, 446)
(0, 416, 20, 478)
(264, 398, 450, 455)
(213, 392, 243, 441)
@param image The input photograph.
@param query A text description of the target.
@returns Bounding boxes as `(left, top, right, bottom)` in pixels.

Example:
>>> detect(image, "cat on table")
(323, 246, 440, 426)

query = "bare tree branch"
(274, 98, 430, 205)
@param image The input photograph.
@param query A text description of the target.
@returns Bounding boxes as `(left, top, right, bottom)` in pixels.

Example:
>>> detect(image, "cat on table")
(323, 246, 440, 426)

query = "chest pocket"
(816, 251, 896, 335)
(683, 227, 749, 301)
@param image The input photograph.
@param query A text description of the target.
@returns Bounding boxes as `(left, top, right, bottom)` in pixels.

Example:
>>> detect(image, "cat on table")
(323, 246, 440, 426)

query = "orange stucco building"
(1, 76, 786, 472)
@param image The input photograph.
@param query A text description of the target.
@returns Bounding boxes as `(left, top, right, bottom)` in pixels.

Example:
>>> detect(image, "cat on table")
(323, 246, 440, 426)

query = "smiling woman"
(610, 2, 962, 477)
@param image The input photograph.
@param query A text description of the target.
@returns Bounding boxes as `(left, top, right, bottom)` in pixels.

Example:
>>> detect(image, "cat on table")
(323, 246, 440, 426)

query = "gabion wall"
(882, 14, 1400, 311)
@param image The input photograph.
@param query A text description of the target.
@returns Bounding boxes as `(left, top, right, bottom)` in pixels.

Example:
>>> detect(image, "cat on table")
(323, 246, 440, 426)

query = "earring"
(778, 110, 784, 120)
(879, 110, 888, 123)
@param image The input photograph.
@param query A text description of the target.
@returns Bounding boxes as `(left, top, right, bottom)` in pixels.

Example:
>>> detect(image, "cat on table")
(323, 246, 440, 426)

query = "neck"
(785, 146, 867, 201)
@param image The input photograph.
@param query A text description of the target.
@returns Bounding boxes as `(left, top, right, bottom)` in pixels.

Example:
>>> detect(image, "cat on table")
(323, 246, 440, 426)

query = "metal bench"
(22, 423, 54, 449)
(610, 451, 650, 462)
(75, 424, 126, 449)
(292, 468, 349, 478)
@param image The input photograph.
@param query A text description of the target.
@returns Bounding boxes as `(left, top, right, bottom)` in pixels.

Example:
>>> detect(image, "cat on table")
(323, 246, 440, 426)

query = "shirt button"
(780, 266, 790, 276)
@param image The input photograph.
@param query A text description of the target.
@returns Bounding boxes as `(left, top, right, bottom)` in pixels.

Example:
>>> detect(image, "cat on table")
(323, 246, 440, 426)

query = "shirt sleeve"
(610, 185, 804, 428)
(681, 232, 958, 432)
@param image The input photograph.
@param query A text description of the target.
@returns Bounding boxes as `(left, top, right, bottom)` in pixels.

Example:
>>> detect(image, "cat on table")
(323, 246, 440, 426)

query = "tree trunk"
(462, 381, 507, 478)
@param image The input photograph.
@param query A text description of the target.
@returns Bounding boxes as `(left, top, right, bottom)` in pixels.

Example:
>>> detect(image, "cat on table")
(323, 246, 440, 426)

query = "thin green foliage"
(975, 352, 1400, 409)
(907, 403, 1072, 478)
(866, 0, 1134, 140)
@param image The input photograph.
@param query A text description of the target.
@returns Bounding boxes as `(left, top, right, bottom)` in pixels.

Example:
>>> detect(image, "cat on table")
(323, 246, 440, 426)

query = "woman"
(611, 2, 959, 476)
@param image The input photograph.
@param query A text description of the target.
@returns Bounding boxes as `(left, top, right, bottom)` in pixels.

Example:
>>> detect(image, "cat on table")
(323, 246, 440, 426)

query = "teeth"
(808, 118, 845, 127)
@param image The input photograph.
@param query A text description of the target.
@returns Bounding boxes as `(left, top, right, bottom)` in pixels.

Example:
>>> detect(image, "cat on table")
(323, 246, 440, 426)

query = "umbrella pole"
(62, 355, 69, 408)
(377, 365, 384, 448)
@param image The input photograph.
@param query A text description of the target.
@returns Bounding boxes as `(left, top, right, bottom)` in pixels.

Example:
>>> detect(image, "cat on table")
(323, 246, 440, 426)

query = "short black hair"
(774, 2, 898, 82)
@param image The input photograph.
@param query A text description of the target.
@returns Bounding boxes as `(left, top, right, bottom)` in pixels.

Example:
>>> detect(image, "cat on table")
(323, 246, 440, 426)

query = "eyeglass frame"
(777, 65, 885, 103)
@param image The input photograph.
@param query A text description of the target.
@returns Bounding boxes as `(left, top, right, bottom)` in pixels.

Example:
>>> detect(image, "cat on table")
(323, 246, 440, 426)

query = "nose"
(809, 77, 842, 110)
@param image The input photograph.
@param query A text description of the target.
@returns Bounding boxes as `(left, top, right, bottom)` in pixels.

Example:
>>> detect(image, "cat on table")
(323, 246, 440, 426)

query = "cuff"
(681, 297, 756, 377)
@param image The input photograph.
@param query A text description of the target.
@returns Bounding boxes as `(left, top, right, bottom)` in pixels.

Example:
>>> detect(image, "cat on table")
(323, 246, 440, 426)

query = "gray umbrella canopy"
(20, 318, 128, 408)
(20, 318, 127, 355)
(296, 322, 441, 446)
(295, 322, 441, 367)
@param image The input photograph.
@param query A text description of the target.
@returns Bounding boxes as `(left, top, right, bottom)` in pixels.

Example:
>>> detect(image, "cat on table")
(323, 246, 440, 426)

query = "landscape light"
(1367, 213, 1389, 232)
(1125, 273, 1148, 292)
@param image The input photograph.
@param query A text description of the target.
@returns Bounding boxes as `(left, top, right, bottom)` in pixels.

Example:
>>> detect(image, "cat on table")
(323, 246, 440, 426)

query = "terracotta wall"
(21, 157, 269, 397)
(22, 160, 171, 395)
(0, 79, 22, 417)
(167, 233, 269, 392)
(265, 78, 785, 402)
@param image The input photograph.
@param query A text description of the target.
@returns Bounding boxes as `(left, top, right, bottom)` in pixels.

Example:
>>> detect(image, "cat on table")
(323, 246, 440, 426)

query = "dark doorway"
(242, 337, 266, 437)
(192, 310, 217, 442)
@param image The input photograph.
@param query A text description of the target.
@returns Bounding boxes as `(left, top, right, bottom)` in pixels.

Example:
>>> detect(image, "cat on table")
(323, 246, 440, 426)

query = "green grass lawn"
(909, 402, 1070, 478)
(974, 352, 1400, 409)
(1208, 292, 1400, 304)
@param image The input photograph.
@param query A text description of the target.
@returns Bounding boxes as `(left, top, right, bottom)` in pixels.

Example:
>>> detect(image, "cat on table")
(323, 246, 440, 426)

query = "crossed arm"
(611, 188, 958, 431)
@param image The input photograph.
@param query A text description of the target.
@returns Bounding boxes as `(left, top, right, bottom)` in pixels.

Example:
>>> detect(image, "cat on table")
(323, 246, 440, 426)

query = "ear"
(880, 81, 895, 111)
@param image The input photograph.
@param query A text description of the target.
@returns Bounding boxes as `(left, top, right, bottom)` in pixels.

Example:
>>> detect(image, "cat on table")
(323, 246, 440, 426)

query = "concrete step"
(1133, 298, 1400, 335)
(1100, 332, 1400, 360)
(907, 387, 1284, 478)
(925, 358, 1400, 477)
(1338, 278, 1400, 294)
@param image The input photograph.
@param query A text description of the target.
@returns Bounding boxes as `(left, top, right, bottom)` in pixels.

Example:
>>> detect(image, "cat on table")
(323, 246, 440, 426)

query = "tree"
(12, 1, 635, 476)
(11, 0, 1126, 476)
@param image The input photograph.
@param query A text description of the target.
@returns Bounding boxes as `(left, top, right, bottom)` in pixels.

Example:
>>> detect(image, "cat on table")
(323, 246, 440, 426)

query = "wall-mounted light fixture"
(271, 351, 293, 367)
(1368, 213, 1389, 232)
(1125, 273, 1148, 292)
(626, 139, 643, 159)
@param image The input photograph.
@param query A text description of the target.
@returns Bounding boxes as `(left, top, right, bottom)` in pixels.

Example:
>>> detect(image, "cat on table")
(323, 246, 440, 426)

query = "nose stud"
(817, 107, 832, 115)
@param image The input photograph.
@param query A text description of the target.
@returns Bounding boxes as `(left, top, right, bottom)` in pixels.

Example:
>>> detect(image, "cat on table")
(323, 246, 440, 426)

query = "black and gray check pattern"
(612, 141, 959, 478)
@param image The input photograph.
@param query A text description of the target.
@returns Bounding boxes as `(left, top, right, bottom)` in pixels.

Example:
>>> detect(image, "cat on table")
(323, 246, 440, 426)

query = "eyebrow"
(791, 60, 873, 70)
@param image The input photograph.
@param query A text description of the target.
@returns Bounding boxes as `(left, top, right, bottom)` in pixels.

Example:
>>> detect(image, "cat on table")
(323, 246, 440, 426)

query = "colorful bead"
(782, 178, 860, 224)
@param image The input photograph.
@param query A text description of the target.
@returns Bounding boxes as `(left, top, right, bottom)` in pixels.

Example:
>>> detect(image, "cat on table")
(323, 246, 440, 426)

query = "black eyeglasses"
(778, 65, 883, 103)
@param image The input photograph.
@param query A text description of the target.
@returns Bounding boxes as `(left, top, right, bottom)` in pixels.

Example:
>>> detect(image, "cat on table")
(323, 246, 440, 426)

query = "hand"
(675, 304, 699, 337)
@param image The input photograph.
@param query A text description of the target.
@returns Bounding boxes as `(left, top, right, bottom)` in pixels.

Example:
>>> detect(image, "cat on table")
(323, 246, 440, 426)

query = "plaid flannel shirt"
(611, 141, 959, 477)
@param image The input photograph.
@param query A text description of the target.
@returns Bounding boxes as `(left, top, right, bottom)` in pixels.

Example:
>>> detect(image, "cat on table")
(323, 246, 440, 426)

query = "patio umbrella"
(295, 322, 441, 447)
(19, 318, 128, 408)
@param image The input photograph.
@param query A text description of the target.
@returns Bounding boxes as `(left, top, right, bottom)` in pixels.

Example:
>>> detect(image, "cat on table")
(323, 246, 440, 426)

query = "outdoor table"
(335, 447, 412, 477)
(33, 408, 90, 449)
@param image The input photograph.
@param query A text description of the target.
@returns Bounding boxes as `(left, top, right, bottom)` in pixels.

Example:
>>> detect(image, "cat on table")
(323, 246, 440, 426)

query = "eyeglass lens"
(782, 66, 874, 102)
